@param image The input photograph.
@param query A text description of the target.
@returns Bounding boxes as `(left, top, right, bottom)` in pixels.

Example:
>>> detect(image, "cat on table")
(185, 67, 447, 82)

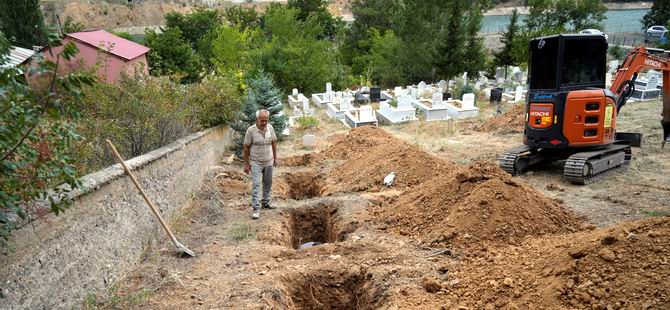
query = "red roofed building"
(41, 30, 150, 83)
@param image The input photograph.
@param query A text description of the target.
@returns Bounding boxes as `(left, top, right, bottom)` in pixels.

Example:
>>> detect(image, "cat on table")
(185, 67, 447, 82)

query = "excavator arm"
(610, 47, 670, 147)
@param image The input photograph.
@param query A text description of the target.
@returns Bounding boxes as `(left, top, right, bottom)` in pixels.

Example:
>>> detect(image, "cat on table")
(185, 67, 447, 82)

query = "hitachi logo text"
(645, 59, 662, 68)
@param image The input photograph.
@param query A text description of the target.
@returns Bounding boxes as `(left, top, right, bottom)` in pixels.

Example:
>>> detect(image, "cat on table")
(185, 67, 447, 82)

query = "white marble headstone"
(514, 86, 523, 102)
(647, 75, 659, 90)
(326, 82, 332, 93)
(397, 95, 413, 109)
(394, 86, 404, 96)
(418, 81, 427, 92)
(432, 93, 443, 107)
(359, 105, 375, 122)
(302, 98, 310, 114)
(341, 98, 352, 110)
(438, 80, 448, 92)
(292, 88, 299, 96)
(462, 93, 475, 109)
(303, 134, 316, 147)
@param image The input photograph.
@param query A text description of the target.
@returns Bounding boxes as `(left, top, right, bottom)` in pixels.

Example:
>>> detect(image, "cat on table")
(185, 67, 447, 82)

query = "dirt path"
(91, 99, 669, 309)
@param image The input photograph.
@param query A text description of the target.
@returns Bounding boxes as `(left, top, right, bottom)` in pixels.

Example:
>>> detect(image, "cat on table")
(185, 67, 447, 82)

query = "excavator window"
(560, 40, 605, 86)
(529, 37, 558, 90)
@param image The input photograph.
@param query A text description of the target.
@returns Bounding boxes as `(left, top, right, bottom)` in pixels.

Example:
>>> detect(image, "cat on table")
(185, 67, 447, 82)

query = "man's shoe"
(252, 210, 260, 219)
(262, 203, 277, 209)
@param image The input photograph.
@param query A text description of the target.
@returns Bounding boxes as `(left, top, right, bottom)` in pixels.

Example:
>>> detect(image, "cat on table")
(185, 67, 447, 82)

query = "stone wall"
(0, 126, 233, 309)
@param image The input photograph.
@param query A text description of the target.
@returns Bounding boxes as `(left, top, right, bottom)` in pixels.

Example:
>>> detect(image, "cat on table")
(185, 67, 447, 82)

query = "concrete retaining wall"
(0, 126, 233, 309)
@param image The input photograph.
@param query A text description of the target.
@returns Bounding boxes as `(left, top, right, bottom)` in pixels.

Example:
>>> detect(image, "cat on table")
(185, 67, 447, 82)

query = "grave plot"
(413, 93, 451, 121)
(326, 92, 355, 120)
(632, 72, 662, 100)
(377, 94, 417, 124)
(444, 93, 479, 119)
(344, 105, 378, 128)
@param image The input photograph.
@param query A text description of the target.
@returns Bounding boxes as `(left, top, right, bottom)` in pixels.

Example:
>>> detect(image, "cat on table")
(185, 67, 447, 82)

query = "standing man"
(243, 109, 278, 219)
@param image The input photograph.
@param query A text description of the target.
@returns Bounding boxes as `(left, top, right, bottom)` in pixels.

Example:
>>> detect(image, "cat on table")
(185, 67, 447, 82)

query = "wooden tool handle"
(105, 140, 179, 245)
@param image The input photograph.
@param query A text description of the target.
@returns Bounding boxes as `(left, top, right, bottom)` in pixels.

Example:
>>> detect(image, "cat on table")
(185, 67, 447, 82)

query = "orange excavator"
(499, 34, 670, 184)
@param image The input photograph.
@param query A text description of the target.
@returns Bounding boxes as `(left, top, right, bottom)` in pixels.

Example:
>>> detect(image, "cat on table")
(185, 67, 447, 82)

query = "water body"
(481, 9, 650, 34)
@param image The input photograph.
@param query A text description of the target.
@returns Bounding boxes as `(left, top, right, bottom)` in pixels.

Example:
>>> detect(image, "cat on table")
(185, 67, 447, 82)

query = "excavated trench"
(278, 268, 380, 310)
(277, 171, 325, 200)
(268, 202, 357, 249)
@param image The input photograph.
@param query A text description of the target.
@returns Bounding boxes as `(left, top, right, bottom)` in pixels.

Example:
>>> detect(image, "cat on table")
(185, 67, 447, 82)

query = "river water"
(481, 9, 650, 34)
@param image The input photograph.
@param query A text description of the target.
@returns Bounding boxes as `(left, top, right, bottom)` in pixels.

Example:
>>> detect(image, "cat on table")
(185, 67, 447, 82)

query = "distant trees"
(525, 0, 607, 32)
(0, 0, 48, 48)
(642, 0, 670, 28)
(494, 10, 524, 76)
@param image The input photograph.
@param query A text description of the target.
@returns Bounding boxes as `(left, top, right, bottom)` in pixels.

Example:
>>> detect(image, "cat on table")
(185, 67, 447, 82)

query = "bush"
(186, 74, 242, 128)
(296, 115, 319, 129)
(72, 71, 243, 175)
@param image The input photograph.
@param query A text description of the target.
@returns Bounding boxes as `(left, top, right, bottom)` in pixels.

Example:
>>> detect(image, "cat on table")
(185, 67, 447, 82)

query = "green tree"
(642, 0, 670, 29)
(144, 27, 201, 82)
(343, 0, 400, 65)
(223, 6, 260, 30)
(437, 0, 468, 79)
(0, 32, 95, 250)
(570, 0, 607, 31)
(164, 9, 222, 48)
(353, 29, 405, 87)
(494, 9, 523, 77)
(525, 0, 606, 32)
(254, 4, 344, 93)
(464, 3, 487, 78)
(287, 0, 343, 39)
(0, 0, 48, 48)
(230, 72, 287, 157)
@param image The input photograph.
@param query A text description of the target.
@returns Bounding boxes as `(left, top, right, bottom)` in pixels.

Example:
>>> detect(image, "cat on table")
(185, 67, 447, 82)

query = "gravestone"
(432, 93, 443, 107)
(302, 98, 310, 114)
(303, 134, 316, 148)
(418, 81, 427, 93)
(495, 67, 505, 80)
(397, 95, 413, 109)
(292, 88, 299, 96)
(360, 105, 375, 122)
(326, 82, 332, 93)
(462, 93, 475, 109)
(647, 75, 659, 90)
(341, 97, 352, 110)
(475, 81, 481, 90)
(443, 92, 452, 101)
(514, 86, 524, 102)
(370, 87, 381, 101)
(512, 67, 522, 83)
(437, 80, 448, 92)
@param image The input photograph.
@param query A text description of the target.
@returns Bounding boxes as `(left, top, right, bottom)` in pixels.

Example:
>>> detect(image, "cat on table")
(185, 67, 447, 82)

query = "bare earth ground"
(89, 99, 670, 309)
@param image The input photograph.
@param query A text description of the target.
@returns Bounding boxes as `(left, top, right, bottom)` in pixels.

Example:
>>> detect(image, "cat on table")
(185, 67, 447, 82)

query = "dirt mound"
(444, 216, 670, 309)
(321, 127, 455, 192)
(477, 103, 525, 133)
(372, 161, 583, 249)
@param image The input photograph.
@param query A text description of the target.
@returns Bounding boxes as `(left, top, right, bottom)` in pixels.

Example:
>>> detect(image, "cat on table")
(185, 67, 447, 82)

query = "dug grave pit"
(274, 170, 326, 200)
(273, 267, 381, 310)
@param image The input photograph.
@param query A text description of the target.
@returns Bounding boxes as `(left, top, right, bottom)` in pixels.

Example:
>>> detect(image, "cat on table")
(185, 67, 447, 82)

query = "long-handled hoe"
(106, 140, 195, 257)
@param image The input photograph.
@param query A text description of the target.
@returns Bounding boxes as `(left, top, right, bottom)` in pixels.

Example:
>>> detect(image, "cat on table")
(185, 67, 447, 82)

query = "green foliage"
(62, 16, 85, 34)
(463, 3, 487, 78)
(165, 9, 222, 48)
(0, 0, 48, 48)
(230, 72, 287, 157)
(144, 27, 202, 83)
(73, 73, 196, 173)
(494, 10, 524, 73)
(287, 0, 343, 39)
(109, 31, 135, 42)
(186, 74, 242, 128)
(296, 115, 319, 129)
(254, 4, 346, 94)
(83, 284, 152, 309)
(642, 0, 670, 29)
(0, 32, 95, 250)
(353, 29, 405, 88)
(343, 0, 399, 65)
(525, 0, 606, 32)
(608, 44, 625, 60)
(223, 6, 260, 30)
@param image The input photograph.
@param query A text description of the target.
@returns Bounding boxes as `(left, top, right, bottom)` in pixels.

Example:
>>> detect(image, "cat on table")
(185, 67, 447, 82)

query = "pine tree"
(230, 72, 287, 157)
(464, 4, 486, 79)
(0, 0, 48, 48)
(494, 9, 521, 78)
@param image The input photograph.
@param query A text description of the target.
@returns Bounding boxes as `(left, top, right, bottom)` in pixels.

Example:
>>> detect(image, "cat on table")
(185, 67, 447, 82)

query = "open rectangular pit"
(289, 203, 342, 249)
(281, 268, 379, 310)
(283, 171, 324, 200)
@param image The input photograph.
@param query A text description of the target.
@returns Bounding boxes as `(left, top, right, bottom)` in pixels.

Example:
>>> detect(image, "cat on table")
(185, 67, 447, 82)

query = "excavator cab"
(524, 34, 612, 150)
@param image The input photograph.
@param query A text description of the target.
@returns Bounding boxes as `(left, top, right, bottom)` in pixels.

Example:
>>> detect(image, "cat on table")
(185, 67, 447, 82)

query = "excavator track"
(498, 145, 533, 175)
(563, 145, 632, 184)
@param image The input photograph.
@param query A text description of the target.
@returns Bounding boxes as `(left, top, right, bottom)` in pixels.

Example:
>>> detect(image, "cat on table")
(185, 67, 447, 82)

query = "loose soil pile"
(372, 161, 584, 249)
(439, 216, 670, 309)
(477, 103, 525, 133)
(286, 127, 456, 193)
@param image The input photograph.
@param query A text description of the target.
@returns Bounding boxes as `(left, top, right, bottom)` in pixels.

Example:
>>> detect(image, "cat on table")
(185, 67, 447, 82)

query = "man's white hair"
(256, 109, 269, 119)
